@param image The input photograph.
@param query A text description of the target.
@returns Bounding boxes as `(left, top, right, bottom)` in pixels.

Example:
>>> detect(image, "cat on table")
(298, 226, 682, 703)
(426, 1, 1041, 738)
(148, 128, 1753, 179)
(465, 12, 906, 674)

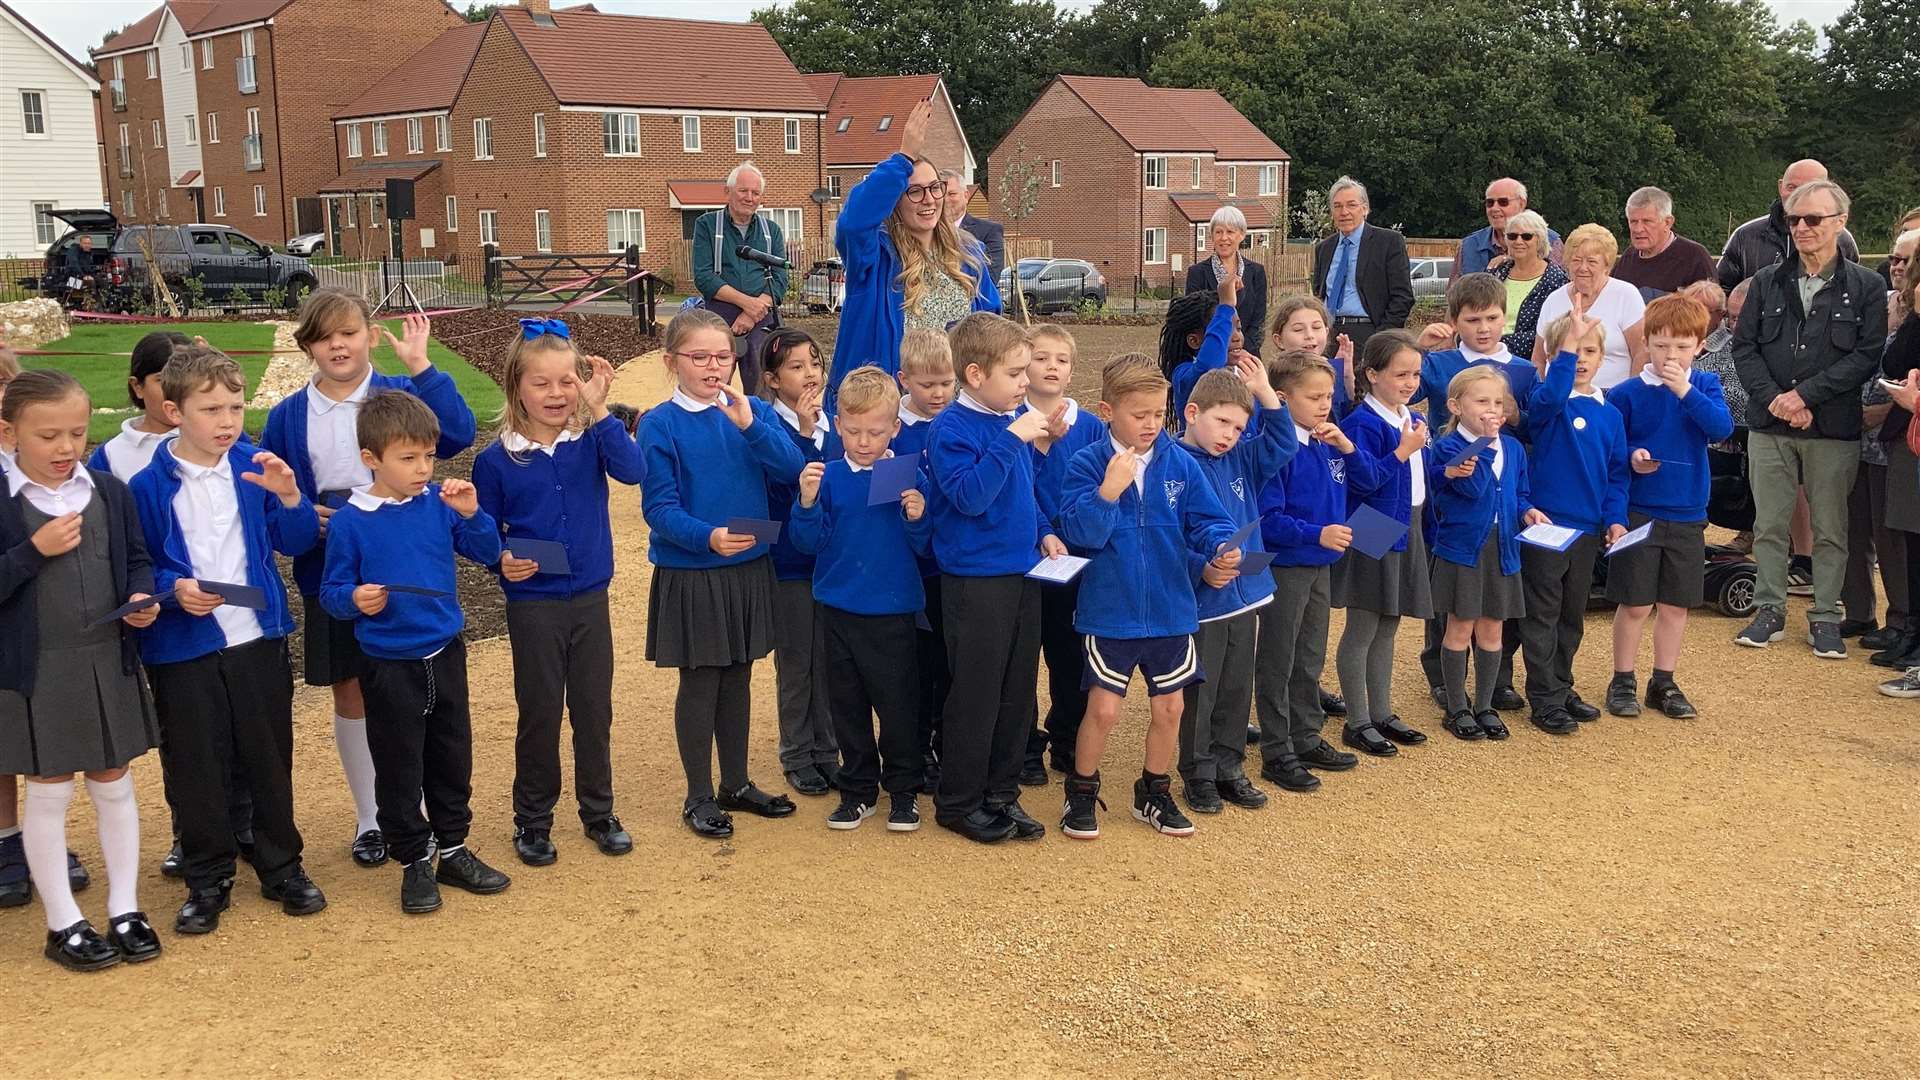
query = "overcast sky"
(15, 0, 1854, 64)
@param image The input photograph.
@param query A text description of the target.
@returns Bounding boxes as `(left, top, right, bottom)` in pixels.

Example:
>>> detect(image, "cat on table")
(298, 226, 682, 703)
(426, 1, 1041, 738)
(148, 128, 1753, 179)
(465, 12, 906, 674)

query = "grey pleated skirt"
(1431, 528, 1525, 621)
(646, 555, 777, 669)
(1332, 509, 1434, 618)
(1886, 440, 1920, 534)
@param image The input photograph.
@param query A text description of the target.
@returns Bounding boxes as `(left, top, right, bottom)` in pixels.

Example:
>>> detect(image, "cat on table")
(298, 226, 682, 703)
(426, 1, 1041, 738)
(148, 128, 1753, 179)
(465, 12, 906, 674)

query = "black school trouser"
(148, 637, 302, 892)
(915, 574, 949, 764)
(1518, 533, 1603, 714)
(1028, 575, 1085, 768)
(936, 574, 1041, 823)
(506, 591, 615, 832)
(821, 606, 923, 803)
(363, 638, 474, 867)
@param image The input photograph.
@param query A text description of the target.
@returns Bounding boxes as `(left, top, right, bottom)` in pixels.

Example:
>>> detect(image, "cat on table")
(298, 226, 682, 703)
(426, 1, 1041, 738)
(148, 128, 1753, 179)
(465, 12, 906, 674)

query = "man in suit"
(1311, 176, 1414, 352)
(941, 169, 1006, 285)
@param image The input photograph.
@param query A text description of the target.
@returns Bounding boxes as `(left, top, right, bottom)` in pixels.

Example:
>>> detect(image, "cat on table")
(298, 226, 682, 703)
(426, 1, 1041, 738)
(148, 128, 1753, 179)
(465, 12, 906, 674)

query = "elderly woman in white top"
(1530, 222, 1648, 388)
(1184, 205, 1268, 356)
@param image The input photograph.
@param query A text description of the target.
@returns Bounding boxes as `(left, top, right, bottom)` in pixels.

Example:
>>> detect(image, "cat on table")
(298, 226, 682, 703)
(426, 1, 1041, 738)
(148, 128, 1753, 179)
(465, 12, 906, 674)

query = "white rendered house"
(0, 1, 104, 258)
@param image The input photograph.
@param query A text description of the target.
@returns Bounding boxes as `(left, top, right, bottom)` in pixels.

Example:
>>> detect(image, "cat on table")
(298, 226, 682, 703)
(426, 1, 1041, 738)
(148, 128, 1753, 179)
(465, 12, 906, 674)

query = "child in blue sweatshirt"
(1165, 277, 1253, 418)
(130, 347, 324, 935)
(892, 329, 955, 789)
(1024, 324, 1107, 780)
(758, 328, 841, 797)
(640, 309, 808, 840)
(924, 313, 1066, 845)
(319, 391, 508, 915)
(1519, 305, 1630, 734)
(1604, 294, 1734, 720)
(89, 330, 188, 482)
(1175, 359, 1296, 814)
(472, 322, 643, 867)
(1427, 367, 1546, 742)
(789, 367, 934, 833)
(262, 290, 475, 869)
(1332, 330, 1435, 757)
(1254, 350, 1380, 792)
(1057, 356, 1238, 839)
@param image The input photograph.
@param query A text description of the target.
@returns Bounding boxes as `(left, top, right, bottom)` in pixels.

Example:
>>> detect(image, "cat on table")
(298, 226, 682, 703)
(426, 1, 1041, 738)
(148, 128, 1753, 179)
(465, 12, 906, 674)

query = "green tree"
(1056, 0, 1210, 79)
(464, 3, 500, 22)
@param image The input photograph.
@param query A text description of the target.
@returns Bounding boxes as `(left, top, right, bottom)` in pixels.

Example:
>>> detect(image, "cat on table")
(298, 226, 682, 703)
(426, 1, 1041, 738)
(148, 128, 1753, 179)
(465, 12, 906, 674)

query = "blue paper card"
(1237, 549, 1277, 576)
(1650, 458, 1693, 468)
(87, 595, 168, 628)
(384, 583, 453, 598)
(725, 517, 782, 545)
(504, 537, 571, 575)
(1222, 517, 1261, 552)
(1345, 504, 1409, 560)
(1443, 435, 1496, 470)
(1517, 523, 1581, 553)
(198, 579, 270, 610)
(866, 455, 922, 506)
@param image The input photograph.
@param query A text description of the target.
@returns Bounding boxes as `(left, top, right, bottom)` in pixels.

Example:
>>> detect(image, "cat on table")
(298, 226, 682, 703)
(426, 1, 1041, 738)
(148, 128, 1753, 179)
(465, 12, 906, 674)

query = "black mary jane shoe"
(1475, 709, 1511, 740)
(1443, 710, 1486, 741)
(683, 798, 735, 839)
(1377, 714, 1428, 745)
(351, 829, 389, 869)
(175, 882, 232, 935)
(1340, 723, 1398, 757)
(45, 920, 120, 972)
(718, 783, 797, 819)
(106, 911, 163, 963)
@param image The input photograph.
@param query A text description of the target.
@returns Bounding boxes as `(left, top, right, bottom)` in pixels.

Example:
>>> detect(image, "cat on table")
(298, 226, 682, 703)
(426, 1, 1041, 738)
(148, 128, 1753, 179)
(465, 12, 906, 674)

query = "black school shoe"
(1341, 723, 1397, 757)
(1319, 688, 1347, 717)
(351, 829, 388, 868)
(261, 869, 327, 916)
(1297, 742, 1358, 771)
(1018, 759, 1050, 787)
(401, 860, 441, 914)
(1218, 775, 1269, 808)
(67, 850, 89, 891)
(1183, 779, 1224, 814)
(784, 766, 830, 797)
(1429, 685, 1449, 711)
(1529, 708, 1579, 735)
(1860, 624, 1904, 651)
(0, 832, 28, 908)
(1646, 681, 1697, 719)
(584, 816, 633, 856)
(175, 882, 232, 935)
(683, 798, 734, 840)
(1259, 754, 1321, 793)
(1837, 618, 1878, 638)
(940, 807, 1016, 844)
(160, 840, 185, 880)
(1605, 676, 1642, 718)
(718, 783, 798, 818)
(45, 920, 120, 972)
(1565, 693, 1602, 722)
(436, 847, 511, 895)
(987, 799, 1046, 840)
(513, 827, 557, 866)
(106, 912, 163, 963)
(1475, 710, 1511, 740)
(1490, 686, 1526, 711)
(1378, 715, 1428, 745)
(1443, 711, 1486, 741)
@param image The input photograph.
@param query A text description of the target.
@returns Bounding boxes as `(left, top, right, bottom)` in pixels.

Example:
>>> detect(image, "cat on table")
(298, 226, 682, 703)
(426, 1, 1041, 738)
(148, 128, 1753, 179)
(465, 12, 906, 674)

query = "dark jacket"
(1311, 224, 1414, 328)
(958, 213, 1006, 285)
(1715, 199, 1859, 290)
(0, 470, 154, 695)
(1185, 256, 1267, 355)
(1876, 314, 1920, 443)
(1731, 254, 1888, 440)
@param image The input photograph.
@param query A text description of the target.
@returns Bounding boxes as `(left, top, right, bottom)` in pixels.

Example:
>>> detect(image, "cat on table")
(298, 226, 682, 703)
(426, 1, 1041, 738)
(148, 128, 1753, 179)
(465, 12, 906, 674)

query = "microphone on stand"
(736, 244, 795, 270)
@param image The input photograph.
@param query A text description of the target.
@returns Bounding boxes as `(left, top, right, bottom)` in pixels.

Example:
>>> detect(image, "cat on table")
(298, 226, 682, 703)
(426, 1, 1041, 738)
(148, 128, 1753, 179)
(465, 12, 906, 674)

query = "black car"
(35, 209, 316, 312)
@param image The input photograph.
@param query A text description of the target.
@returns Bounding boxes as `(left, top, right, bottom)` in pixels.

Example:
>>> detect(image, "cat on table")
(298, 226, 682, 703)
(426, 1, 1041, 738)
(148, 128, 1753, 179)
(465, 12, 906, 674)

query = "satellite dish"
(809, 187, 833, 205)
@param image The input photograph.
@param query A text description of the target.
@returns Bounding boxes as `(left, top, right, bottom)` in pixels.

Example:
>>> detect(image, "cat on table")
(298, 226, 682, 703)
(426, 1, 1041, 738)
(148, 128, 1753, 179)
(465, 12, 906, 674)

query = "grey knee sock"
(1335, 608, 1381, 728)
(1442, 648, 1470, 715)
(1473, 647, 1502, 712)
(1369, 615, 1400, 722)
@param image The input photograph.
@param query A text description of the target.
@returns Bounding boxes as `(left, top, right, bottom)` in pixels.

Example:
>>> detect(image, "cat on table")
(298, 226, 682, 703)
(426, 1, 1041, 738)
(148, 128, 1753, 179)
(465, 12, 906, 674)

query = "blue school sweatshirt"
(1170, 302, 1238, 417)
(1417, 348, 1538, 432)
(471, 414, 644, 602)
(1426, 430, 1533, 575)
(260, 366, 477, 596)
(639, 394, 808, 570)
(891, 408, 941, 578)
(1524, 351, 1631, 536)
(1603, 368, 1734, 522)
(1260, 427, 1381, 568)
(128, 440, 320, 665)
(1032, 399, 1108, 535)
(318, 484, 501, 660)
(925, 395, 1050, 577)
(1058, 432, 1236, 639)
(1338, 400, 1426, 551)
(765, 404, 842, 582)
(1178, 400, 1298, 620)
(788, 456, 934, 616)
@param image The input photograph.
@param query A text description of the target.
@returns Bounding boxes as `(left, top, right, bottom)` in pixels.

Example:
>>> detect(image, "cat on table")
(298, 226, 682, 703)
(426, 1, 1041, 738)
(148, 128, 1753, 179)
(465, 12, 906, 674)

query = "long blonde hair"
(497, 332, 591, 463)
(887, 158, 985, 316)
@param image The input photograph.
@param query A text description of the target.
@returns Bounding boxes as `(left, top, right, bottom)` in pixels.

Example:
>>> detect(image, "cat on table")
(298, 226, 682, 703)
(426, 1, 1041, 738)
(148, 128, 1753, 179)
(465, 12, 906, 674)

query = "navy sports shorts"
(1081, 633, 1203, 697)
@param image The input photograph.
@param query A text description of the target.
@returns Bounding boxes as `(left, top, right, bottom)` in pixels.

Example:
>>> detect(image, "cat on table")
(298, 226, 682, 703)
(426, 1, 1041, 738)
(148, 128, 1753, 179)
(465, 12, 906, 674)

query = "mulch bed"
(431, 308, 661, 384)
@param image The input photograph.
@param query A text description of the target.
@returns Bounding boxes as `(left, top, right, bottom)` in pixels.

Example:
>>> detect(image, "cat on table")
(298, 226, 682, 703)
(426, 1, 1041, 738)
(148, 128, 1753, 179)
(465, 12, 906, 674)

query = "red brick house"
(985, 75, 1290, 290)
(803, 73, 973, 244)
(91, 0, 464, 246)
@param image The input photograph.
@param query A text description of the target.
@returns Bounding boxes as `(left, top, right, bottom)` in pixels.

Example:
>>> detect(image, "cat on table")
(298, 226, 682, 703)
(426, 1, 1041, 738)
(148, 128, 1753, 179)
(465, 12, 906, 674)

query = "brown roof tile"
(1169, 195, 1277, 229)
(320, 160, 442, 194)
(815, 73, 939, 166)
(803, 73, 840, 108)
(95, 6, 168, 54)
(333, 21, 486, 120)
(1050, 75, 1287, 160)
(95, 1, 292, 56)
(1156, 88, 1287, 161)
(666, 181, 728, 208)
(498, 7, 822, 112)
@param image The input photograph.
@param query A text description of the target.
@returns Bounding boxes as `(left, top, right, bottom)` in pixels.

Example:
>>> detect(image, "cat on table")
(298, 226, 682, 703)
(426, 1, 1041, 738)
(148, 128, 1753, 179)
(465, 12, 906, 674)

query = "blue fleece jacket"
(1260, 429, 1381, 567)
(925, 397, 1050, 577)
(1178, 401, 1298, 620)
(1426, 430, 1533, 576)
(1338, 401, 1425, 551)
(892, 411, 940, 578)
(1417, 349, 1538, 433)
(128, 440, 319, 665)
(789, 456, 934, 616)
(639, 395, 807, 570)
(1524, 351, 1630, 535)
(318, 485, 501, 660)
(1058, 432, 1236, 638)
(765, 408, 841, 582)
(472, 414, 644, 601)
(827, 154, 1001, 411)
(1603, 369, 1734, 523)
(260, 365, 476, 596)
(1171, 302, 1238, 418)
(1032, 401, 1107, 535)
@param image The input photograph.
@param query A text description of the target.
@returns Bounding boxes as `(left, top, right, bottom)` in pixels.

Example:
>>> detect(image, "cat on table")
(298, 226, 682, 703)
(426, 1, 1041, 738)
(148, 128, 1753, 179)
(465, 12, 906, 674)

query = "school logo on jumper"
(1328, 458, 1346, 485)
(1164, 479, 1185, 508)
(1230, 477, 1246, 501)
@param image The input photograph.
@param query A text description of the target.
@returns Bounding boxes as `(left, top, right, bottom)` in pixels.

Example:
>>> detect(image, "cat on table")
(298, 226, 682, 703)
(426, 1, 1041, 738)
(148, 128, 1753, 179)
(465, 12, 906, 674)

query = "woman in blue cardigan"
(828, 99, 1000, 411)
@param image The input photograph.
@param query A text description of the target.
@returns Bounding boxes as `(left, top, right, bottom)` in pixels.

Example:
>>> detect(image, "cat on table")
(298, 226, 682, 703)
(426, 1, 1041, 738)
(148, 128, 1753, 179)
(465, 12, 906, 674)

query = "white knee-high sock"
(334, 714, 380, 834)
(85, 775, 140, 919)
(22, 780, 81, 932)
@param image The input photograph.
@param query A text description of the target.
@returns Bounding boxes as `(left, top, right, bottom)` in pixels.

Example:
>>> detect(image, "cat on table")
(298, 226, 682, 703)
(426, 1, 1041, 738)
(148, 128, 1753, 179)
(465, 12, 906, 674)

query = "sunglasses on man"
(1485, 197, 1515, 208)
(1784, 213, 1840, 229)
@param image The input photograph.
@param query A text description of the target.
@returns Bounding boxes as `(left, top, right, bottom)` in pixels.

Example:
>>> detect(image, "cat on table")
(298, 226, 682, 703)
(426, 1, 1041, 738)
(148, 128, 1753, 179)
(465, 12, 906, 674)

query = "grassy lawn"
(21, 318, 502, 446)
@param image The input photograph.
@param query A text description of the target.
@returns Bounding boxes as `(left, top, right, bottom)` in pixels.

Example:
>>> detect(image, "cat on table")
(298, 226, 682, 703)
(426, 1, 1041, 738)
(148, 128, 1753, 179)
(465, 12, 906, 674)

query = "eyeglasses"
(674, 351, 732, 368)
(1505, 232, 1535, 242)
(904, 181, 949, 203)
(1785, 213, 1839, 229)
(1890, 255, 1911, 266)
(1484, 197, 1515, 208)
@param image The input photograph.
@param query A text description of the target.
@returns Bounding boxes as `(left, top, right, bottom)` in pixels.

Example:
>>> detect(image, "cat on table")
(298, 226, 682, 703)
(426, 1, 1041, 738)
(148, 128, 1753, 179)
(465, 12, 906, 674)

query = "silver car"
(1411, 257, 1455, 298)
(286, 232, 326, 256)
(998, 258, 1107, 314)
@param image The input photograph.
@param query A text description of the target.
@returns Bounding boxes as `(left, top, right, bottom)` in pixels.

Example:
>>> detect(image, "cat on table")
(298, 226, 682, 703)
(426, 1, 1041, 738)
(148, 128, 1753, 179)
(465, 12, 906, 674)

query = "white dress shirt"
(307, 370, 375, 493)
(1364, 394, 1425, 506)
(897, 401, 931, 427)
(172, 453, 262, 647)
(1109, 435, 1153, 497)
(671, 388, 716, 413)
(98, 418, 175, 483)
(8, 462, 94, 516)
(500, 426, 584, 456)
(772, 397, 827, 450)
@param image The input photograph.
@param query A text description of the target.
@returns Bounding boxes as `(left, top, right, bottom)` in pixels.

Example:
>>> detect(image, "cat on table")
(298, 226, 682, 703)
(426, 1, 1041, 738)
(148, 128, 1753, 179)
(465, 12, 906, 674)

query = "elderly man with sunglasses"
(1452, 177, 1562, 281)
(1731, 179, 1889, 659)
(1717, 159, 1860, 290)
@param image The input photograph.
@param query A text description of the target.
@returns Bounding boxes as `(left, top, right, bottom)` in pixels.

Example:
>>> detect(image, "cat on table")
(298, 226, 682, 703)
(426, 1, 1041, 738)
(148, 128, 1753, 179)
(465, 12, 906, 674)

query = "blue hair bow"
(519, 317, 571, 340)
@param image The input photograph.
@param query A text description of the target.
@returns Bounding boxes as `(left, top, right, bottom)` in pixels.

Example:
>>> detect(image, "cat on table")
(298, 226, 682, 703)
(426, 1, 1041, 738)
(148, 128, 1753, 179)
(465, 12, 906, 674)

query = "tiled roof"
(498, 7, 822, 112)
(320, 160, 442, 194)
(95, 1, 292, 56)
(333, 21, 486, 120)
(1169, 195, 1277, 229)
(175, 169, 201, 186)
(1156, 88, 1287, 161)
(95, 6, 168, 54)
(667, 181, 727, 208)
(1050, 75, 1287, 160)
(812, 73, 939, 166)
(803, 73, 840, 107)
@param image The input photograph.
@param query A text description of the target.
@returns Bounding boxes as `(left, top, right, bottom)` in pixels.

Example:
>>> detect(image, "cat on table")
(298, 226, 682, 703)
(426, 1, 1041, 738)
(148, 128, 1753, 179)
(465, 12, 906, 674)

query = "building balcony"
(109, 80, 126, 111)
(243, 133, 264, 170)
(236, 55, 257, 94)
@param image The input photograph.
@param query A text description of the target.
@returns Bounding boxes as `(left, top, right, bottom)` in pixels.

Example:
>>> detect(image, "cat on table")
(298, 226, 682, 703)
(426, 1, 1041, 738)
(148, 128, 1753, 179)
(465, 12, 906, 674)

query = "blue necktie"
(1329, 234, 1354, 314)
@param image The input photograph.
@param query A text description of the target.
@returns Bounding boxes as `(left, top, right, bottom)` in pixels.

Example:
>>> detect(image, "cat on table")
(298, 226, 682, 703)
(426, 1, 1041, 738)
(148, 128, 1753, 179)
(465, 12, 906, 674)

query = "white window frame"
(344, 196, 355, 228)
(183, 113, 198, 146)
(1226, 165, 1237, 196)
(1050, 160, 1060, 188)
(246, 107, 260, 136)
(1259, 164, 1279, 197)
(1144, 156, 1166, 190)
(533, 113, 547, 157)
(201, 38, 213, 69)
(473, 117, 493, 160)
(1191, 157, 1202, 188)
(253, 184, 266, 217)
(826, 174, 841, 199)
(369, 196, 384, 229)
(180, 43, 191, 73)
(877, 115, 892, 132)
(19, 91, 46, 138)
(602, 112, 639, 156)
(835, 116, 851, 134)
(758, 207, 803, 243)
(1143, 227, 1166, 265)
(434, 114, 451, 151)
(118, 122, 129, 150)
(1194, 223, 1208, 251)
(371, 122, 387, 157)
(534, 209, 552, 253)
(157, 189, 167, 217)
(122, 189, 135, 218)
(32, 202, 56, 246)
(477, 209, 498, 246)
(681, 114, 700, 152)
(241, 30, 254, 57)
(783, 117, 800, 154)
(213, 186, 226, 217)
(151, 118, 163, 148)
(205, 111, 219, 143)
(146, 50, 157, 79)
(114, 56, 124, 82)
(407, 117, 423, 155)
(734, 116, 751, 153)
(605, 208, 645, 253)
(347, 124, 361, 157)
(445, 195, 458, 232)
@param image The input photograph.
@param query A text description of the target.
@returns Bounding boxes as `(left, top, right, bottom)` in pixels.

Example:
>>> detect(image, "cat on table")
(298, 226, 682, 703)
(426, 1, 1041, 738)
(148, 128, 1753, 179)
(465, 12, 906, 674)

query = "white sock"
(86, 774, 140, 919)
(334, 714, 381, 834)
(22, 780, 81, 932)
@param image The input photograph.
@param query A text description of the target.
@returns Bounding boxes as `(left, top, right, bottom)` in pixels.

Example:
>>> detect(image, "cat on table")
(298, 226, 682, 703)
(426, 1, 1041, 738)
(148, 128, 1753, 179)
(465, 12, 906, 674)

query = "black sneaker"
(989, 799, 1046, 840)
(401, 860, 441, 914)
(1606, 676, 1641, 717)
(584, 816, 633, 856)
(1734, 606, 1786, 648)
(1807, 620, 1847, 660)
(1061, 773, 1105, 839)
(435, 847, 511, 895)
(1183, 779, 1223, 814)
(886, 792, 920, 832)
(1133, 776, 1195, 836)
(1565, 693, 1602, 722)
(826, 798, 875, 831)
(1646, 681, 1697, 719)
(513, 826, 557, 866)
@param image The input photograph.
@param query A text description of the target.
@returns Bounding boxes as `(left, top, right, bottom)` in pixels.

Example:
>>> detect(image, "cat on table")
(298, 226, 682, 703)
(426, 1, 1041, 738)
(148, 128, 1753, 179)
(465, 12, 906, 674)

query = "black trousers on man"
(506, 592, 615, 832)
(1518, 533, 1603, 714)
(935, 575, 1041, 824)
(822, 606, 923, 802)
(148, 637, 302, 892)
(363, 637, 474, 867)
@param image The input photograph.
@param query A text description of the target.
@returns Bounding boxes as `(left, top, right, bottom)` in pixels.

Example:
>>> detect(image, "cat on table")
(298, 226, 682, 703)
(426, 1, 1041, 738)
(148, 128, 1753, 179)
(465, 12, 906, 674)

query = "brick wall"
(99, 50, 170, 224)
(986, 80, 1143, 289)
(193, 28, 277, 241)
